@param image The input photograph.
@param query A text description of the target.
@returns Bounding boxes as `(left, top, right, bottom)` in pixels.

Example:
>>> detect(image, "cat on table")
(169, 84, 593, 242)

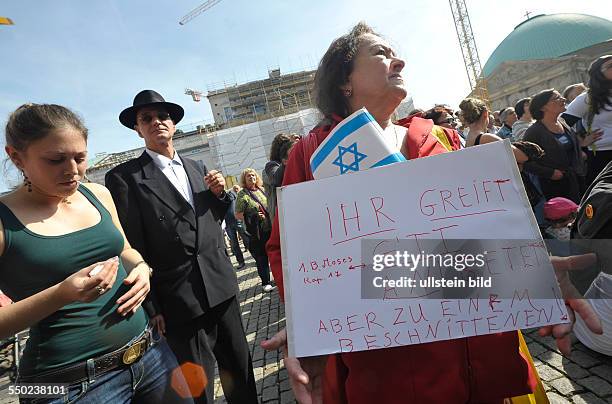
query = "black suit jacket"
(105, 151, 239, 326)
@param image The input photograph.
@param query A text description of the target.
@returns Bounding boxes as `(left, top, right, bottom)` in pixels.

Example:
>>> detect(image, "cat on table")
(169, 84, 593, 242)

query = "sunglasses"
(138, 111, 171, 124)
(437, 117, 456, 125)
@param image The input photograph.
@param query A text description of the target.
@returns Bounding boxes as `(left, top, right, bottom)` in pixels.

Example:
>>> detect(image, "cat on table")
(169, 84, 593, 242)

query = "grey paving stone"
(538, 336, 560, 350)
(536, 364, 564, 382)
(253, 349, 264, 361)
(561, 362, 590, 379)
(591, 364, 612, 382)
(263, 373, 278, 388)
(532, 356, 544, 367)
(280, 378, 291, 392)
(549, 378, 583, 395)
(280, 390, 296, 404)
(539, 350, 567, 370)
(545, 392, 571, 404)
(262, 386, 279, 402)
(528, 341, 549, 356)
(575, 376, 612, 398)
(571, 392, 608, 404)
(570, 350, 602, 369)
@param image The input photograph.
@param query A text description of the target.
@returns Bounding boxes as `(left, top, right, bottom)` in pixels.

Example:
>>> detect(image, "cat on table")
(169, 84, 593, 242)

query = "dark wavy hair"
(313, 22, 378, 120)
(514, 97, 531, 119)
(587, 55, 612, 115)
(279, 139, 296, 161)
(423, 105, 453, 124)
(269, 133, 293, 162)
(529, 89, 555, 121)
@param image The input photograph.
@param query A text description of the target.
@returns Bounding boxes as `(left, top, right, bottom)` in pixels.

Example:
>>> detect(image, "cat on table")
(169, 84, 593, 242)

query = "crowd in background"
(0, 17, 609, 403)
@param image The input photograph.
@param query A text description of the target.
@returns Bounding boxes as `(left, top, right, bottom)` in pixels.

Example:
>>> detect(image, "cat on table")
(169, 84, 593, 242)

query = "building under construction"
(207, 68, 316, 127)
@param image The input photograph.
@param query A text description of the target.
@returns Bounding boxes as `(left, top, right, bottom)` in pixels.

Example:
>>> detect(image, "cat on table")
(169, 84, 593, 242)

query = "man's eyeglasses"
(138, 111, 171, 124)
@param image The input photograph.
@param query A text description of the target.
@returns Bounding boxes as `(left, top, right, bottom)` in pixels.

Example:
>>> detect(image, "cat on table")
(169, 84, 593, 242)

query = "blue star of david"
(332, 142, 367, 174)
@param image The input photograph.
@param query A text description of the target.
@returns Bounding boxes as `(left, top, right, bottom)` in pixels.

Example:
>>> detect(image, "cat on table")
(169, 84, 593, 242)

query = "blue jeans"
(225, 226, 244, 264)
(22, 330, 193, 404)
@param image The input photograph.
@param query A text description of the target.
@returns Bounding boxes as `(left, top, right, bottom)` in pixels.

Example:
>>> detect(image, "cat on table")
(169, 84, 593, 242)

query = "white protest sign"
(277, 141, 568, 357)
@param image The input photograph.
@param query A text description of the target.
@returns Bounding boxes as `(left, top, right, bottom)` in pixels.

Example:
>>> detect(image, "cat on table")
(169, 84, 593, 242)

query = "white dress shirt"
(145, 149, 195, 209)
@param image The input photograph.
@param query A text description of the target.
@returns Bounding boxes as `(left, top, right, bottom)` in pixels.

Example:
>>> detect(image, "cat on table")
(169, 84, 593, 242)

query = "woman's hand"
(258, 211, 266, 220)
(116, 264, 151, 316)
(261, 328, 328, 404)
(551, 169, 564, 180)
(539, 254, 603, 355)
(57, 257, 119, 304)
(580, 128, 603, 148)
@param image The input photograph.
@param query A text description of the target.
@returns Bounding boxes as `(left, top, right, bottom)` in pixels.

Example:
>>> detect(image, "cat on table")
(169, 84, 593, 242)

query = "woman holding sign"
(262, 22, 602, 403)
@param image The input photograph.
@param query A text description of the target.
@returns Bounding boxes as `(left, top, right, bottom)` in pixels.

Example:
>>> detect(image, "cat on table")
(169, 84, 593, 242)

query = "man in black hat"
(106, 90, 257, 403)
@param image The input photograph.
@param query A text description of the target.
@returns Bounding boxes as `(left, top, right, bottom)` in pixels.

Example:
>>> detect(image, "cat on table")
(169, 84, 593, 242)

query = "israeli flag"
(310, 108, 406, 180)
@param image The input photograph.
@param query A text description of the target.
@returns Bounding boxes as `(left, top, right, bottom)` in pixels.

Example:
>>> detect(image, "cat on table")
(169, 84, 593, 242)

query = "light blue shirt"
(145, 149, 195, 209)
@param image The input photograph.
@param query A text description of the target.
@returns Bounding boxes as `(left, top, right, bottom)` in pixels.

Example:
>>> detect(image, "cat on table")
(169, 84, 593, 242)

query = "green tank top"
(0, 184, 147, 375)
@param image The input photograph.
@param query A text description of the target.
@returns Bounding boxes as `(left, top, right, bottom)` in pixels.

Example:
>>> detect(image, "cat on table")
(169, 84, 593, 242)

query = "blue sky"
(1, 0, 611, 191)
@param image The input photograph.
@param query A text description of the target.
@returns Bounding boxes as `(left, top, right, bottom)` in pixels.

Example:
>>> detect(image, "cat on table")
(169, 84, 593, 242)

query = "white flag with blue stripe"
(310, 108, 406, 179)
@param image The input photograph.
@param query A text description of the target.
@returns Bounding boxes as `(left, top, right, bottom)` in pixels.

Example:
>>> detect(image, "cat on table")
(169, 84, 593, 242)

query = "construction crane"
(448, 0, 491, 106)
(185, 88, 204, 102)
(179, 0, 224, 25)
(0, 16, 14, 25)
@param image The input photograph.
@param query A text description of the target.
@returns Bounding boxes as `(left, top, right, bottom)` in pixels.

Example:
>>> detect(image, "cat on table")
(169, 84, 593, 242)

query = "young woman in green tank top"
(0, 104, 192, 403)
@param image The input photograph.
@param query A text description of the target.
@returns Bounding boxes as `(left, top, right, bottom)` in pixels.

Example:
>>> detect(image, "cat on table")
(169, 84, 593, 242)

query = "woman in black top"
(524, 89, 601, 203)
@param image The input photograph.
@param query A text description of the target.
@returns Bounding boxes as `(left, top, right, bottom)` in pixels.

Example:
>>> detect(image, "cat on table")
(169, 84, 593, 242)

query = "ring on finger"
(96, 285, 106, 295)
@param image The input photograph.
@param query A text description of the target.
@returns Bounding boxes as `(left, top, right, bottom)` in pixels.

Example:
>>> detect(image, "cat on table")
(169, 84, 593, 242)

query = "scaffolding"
(207, 68, 316, 128)
(207, 107, 321, 179)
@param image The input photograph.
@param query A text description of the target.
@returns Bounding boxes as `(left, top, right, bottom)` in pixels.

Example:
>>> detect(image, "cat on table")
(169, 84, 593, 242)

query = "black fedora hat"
(119, 90, 184, 129)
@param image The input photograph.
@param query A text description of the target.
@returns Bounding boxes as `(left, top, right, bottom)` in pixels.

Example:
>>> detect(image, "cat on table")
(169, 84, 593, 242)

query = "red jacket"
(267, 116, 536, 403)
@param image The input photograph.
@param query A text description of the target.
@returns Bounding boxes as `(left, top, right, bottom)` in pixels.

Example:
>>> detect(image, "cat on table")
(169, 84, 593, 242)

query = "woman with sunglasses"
(423, 104, 457, 129)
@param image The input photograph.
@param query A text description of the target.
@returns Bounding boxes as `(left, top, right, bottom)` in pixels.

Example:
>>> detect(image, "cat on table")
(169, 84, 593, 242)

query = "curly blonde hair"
(239, 168, 263, 189)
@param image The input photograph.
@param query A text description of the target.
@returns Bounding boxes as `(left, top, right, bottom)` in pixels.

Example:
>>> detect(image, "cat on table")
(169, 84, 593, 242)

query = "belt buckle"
(122, 340, 145, 365)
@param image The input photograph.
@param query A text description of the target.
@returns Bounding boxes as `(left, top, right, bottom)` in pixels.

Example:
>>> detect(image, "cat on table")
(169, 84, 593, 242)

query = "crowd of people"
(0, 20, 609, 404)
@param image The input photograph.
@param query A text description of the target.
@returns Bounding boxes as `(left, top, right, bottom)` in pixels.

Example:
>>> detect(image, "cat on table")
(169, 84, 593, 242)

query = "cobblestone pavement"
(1, 253, 610, 403)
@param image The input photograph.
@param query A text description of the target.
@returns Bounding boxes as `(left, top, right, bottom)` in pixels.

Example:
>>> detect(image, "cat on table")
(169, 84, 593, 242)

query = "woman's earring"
(344, 88, 352, 97)
(22, 172, 32, 192)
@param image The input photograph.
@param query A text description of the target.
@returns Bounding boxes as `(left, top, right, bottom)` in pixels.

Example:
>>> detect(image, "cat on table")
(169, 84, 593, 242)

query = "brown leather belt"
(18, 329, 154, 385)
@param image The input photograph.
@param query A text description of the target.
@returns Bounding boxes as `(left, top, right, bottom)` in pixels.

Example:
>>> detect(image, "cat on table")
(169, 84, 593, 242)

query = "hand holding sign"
(539, 254, 603, 355)
(265, 254, 603, 404)
(261, 329, 327, 404)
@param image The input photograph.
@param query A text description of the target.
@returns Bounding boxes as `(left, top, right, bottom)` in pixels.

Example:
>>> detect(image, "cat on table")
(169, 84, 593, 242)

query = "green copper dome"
(482, 13, 612, 77)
